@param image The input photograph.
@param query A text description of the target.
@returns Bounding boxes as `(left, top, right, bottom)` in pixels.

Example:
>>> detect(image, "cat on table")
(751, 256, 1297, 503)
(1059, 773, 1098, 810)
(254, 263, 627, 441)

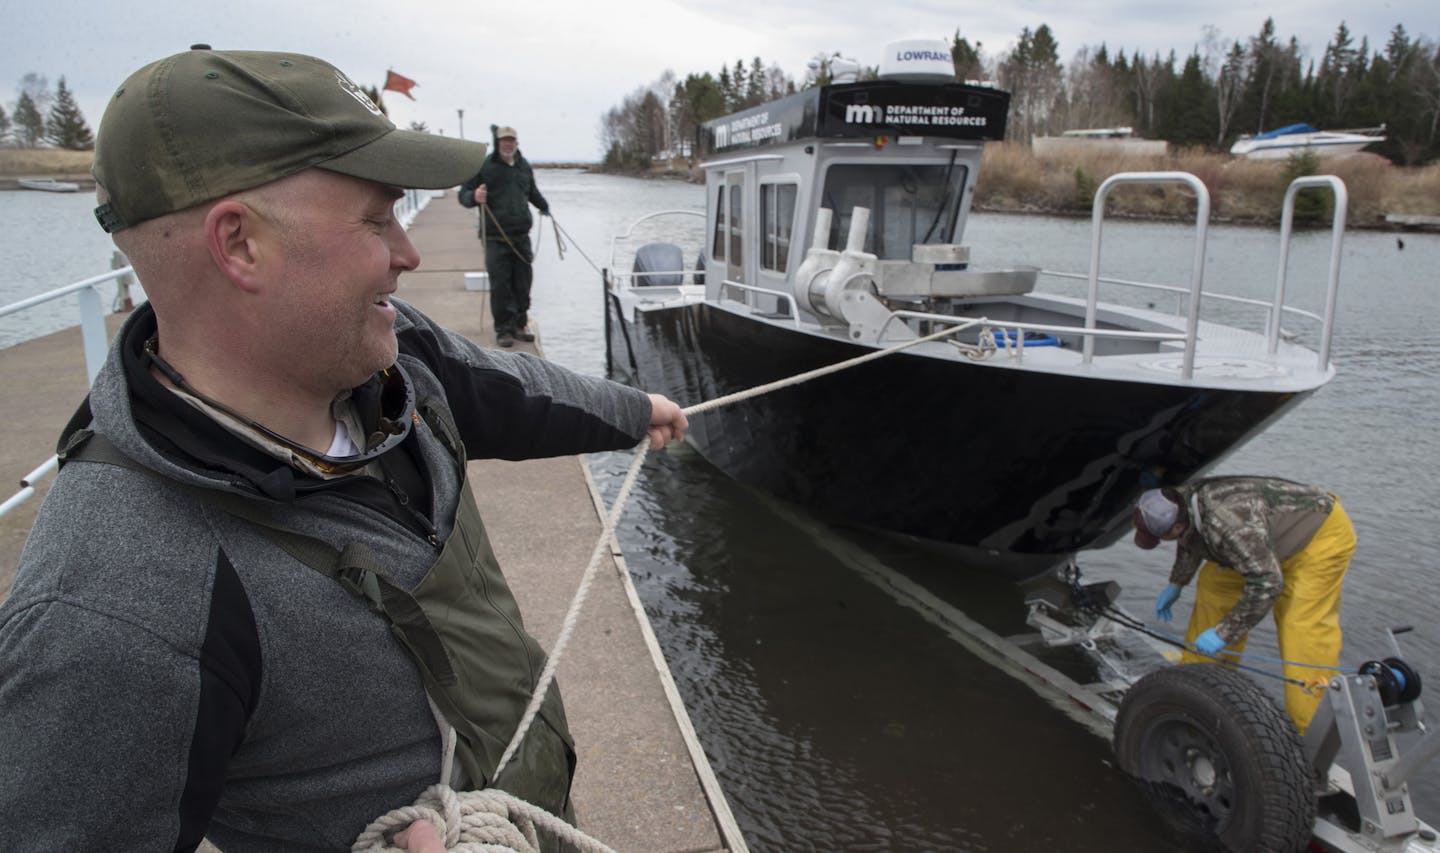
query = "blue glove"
(1154, 584, 1183, 622)
(1196, 627, 1227, 655)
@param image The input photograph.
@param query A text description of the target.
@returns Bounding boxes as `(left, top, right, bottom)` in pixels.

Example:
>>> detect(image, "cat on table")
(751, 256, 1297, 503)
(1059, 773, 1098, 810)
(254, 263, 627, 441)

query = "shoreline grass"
(6, 147, 1436, 228)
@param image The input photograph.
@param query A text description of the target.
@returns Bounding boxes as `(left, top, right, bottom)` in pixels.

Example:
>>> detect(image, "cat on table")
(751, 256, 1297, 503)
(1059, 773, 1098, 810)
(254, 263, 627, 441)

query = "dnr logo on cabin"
(845, 104, 885, 124)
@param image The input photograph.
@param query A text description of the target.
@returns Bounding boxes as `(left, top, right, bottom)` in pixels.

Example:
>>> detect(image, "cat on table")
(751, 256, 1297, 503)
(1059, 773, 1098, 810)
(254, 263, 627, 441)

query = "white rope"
(358, 315, 982, 851)
(351, 783, 617, 853)
(493, 316, 983, 777)
(682, 318, 983, 416)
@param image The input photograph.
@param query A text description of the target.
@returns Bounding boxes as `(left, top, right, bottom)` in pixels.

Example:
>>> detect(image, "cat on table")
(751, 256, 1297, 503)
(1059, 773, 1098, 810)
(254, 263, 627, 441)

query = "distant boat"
(17, 178, 80, 193)
(1230, 124, 1384, 159)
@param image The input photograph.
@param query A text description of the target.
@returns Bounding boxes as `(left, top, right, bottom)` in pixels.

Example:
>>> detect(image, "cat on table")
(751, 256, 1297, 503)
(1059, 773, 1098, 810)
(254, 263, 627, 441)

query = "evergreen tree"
(746, 57, 766, 107)
(1162, 53, 1217, 146)
(999, 24, 1064, 142)
(0, 105, 10, 147)
(730, 60, 748, 110)
(44, 77, 94, 150)
(1318, 22, 1361, 124)
(674, 72, 726, 155)
(951, 30, 985, 82)
(1240, 18, 1286, 133)
(13, 91, 45, 147)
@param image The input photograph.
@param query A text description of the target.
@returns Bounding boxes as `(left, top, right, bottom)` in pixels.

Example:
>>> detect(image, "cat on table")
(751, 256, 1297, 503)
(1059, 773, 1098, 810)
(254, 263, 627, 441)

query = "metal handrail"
(0, 269, 123, 520)
(1084, 172, 1210, 379)
(606, 209, 706, 272)
(1271, 176, 1347, 368)
(1041, 269, 1326, 326)
(887, 308, 1188, 345)
(0, 267, 132, 382)
(1077, 171, 1345, 380)
(715, 279, 803, 329)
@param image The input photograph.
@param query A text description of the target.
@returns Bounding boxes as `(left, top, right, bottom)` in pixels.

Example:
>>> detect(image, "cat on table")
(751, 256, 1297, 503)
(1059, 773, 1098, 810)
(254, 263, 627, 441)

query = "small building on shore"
(1032, 127, 1168, 158)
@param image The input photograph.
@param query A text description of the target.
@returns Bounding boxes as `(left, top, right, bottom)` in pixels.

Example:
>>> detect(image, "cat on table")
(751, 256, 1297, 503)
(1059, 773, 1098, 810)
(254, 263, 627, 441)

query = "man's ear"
(203, 200, 266, 292)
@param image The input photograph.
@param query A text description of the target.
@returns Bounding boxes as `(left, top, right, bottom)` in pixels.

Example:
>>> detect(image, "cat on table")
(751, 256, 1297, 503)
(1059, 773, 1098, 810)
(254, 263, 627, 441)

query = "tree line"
(2, 73, 94, 150)
(601, 18, 1440, 168)
(0, 75, 426, 152)
(600, 59, 798, 170)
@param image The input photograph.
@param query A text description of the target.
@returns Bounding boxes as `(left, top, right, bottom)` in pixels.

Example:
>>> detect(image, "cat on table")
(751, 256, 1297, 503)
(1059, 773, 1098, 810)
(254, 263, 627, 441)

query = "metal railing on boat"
(1081, 172, 1345, 379)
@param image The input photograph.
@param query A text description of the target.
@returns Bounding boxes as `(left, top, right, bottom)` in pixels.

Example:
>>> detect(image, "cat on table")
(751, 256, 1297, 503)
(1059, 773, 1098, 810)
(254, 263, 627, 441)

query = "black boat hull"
(607, 296, 1309, 578)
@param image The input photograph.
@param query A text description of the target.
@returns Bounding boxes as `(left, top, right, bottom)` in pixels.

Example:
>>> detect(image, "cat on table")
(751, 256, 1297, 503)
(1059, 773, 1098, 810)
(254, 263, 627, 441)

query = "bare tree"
(1062, 45, 1131, 131)
(17, 72, 52, 116)
(1129, 53, 1167, 135)
(1203, 26, 1248, 146)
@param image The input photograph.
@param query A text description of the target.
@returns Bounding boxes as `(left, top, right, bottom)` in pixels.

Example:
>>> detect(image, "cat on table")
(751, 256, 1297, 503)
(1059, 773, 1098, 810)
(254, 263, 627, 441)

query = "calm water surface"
(5, 173, 1439, 851)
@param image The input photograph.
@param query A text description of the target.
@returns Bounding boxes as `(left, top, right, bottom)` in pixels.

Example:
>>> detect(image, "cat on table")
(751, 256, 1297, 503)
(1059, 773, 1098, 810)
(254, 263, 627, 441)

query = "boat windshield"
(820, 161, 968, 259)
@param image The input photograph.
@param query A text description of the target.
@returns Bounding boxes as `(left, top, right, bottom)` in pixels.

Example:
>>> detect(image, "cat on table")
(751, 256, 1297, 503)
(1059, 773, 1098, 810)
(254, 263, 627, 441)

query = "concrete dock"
(0, 195, 742, 852)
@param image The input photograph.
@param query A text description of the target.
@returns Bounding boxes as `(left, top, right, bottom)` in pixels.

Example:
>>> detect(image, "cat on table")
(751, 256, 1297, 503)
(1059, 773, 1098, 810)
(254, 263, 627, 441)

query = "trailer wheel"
(1114, 664, 1315, 852)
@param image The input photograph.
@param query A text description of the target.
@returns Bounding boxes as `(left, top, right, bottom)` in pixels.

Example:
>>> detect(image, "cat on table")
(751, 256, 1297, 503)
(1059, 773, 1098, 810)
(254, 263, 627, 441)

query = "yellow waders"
(1179, 499, 1355, 734)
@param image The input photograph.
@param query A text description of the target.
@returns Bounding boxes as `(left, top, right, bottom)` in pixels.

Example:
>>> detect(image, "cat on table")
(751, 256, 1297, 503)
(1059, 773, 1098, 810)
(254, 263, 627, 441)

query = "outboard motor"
(632, 242, 685, 287)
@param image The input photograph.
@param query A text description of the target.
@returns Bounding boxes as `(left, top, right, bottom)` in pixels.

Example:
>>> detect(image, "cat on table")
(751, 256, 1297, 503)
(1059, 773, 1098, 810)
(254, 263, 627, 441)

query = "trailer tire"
(1114, 663, 1315, 852)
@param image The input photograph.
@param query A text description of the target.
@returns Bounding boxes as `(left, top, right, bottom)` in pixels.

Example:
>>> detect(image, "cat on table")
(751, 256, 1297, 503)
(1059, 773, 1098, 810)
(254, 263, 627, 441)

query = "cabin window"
(819, 162, 969, 259)
(728, 183, 744, 267)
(759, 183, 798, 273)
(711, 186, 726, 261)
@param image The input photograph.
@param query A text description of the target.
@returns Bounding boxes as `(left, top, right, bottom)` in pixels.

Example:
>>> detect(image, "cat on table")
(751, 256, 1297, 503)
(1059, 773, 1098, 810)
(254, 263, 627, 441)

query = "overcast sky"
(2, 0, 1432, 162)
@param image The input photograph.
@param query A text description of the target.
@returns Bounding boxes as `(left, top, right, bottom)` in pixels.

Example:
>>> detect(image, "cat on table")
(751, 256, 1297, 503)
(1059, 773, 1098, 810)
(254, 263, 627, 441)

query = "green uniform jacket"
(459, 151, 550, 237)
(1168, 476, 1335, 642)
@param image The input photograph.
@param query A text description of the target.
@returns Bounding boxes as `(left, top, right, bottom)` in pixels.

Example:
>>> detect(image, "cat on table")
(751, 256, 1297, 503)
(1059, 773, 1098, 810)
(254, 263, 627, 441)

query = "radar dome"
(878, 39, 957, 83)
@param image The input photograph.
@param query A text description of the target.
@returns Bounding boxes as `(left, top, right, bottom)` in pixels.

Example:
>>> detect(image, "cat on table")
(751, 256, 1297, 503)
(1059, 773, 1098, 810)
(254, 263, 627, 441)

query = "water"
(6, 173, 1440, 850)
(0, 189, 130, 348)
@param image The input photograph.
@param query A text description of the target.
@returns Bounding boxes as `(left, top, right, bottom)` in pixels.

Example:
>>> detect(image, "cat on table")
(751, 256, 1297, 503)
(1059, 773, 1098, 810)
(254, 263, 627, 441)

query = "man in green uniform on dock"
(0, 46, 686, 852)
(458, 125, 550, 348)
(1133, 476, 1355, 733)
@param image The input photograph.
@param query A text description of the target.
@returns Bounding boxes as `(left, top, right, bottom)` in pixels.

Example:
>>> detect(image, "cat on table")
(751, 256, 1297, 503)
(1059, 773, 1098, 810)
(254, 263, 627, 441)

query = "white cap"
(1137, 489, 1180, 536)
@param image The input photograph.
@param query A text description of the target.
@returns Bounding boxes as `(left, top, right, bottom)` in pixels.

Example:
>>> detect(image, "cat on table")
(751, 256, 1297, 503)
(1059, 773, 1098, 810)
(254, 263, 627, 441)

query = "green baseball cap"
(93, 46, 487, 233)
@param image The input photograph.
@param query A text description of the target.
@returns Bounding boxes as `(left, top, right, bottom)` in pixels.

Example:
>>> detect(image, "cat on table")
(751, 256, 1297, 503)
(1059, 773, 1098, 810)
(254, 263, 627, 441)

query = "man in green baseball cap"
(0, 46, 688, 853)
(91, 45, 484, 232)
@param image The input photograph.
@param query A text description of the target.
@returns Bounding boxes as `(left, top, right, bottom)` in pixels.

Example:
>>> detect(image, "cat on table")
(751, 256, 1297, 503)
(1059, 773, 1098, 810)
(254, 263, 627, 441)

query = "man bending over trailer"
(1132, 476, 1355, 733)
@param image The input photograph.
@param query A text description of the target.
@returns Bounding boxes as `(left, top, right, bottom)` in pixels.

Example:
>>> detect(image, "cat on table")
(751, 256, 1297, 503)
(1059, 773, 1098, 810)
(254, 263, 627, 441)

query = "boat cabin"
(698, 69, 1017, 323)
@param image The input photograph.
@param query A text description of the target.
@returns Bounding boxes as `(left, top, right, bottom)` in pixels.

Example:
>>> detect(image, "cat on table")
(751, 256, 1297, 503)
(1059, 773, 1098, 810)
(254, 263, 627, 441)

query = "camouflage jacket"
(1169, 476, 1335, 641)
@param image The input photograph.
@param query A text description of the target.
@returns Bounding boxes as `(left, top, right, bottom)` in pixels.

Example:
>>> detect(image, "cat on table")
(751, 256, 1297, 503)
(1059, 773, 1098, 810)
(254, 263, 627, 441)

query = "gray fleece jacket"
(0, 299, 652, 851)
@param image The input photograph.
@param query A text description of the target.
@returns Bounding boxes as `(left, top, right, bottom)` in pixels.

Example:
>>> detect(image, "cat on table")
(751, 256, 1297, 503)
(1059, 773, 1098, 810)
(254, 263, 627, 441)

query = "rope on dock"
(351, 784, 616, 853)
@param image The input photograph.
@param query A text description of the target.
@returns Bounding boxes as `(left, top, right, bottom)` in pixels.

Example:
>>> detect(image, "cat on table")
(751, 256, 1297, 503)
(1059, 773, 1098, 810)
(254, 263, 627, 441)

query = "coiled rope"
(352, 783, 614, 853)
(352, 319, 982, 851)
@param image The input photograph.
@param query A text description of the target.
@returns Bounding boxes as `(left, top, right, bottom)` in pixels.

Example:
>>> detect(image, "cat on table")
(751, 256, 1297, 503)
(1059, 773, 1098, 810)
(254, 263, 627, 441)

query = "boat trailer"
(1023, 567, 1440, 852)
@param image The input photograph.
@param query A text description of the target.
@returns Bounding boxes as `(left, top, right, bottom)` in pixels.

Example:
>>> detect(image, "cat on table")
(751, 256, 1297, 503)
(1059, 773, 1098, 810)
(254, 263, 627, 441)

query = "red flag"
(383, 70, 418, 100)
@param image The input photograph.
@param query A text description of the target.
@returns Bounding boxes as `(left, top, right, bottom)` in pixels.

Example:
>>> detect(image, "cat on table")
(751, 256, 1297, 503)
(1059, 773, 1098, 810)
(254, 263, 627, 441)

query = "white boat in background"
(17, 178, 81, 193)
(1229, 123, 1385, 159)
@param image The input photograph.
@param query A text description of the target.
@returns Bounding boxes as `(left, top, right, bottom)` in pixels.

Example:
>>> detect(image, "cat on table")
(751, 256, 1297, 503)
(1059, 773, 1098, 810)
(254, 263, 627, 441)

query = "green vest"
(60, 423, 577, 819)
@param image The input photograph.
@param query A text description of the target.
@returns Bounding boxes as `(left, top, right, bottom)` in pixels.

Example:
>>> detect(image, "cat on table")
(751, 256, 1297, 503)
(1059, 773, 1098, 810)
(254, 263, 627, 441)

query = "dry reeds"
(977, 142, 1440, 226)
(0, 148, 94, 180)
